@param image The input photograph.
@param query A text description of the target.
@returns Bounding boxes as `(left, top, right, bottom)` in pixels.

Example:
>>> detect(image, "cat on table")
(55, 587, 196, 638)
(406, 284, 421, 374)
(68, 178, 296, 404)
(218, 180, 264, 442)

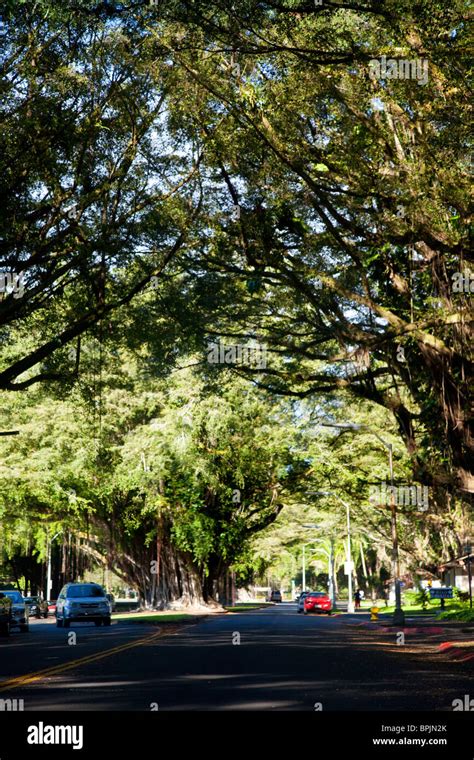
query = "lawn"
(114, 602, 274, 621)
(371, 599, 471, 619)
(224, 602, 274, 612)
(113, 612, 201, 624)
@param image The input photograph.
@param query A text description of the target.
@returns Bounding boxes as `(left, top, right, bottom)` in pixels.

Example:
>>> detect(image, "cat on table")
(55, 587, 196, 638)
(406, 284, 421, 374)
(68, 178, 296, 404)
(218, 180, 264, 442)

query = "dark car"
(0, 590, 29, 631)
(24, 596, 49, 619)
(303, 591, 332, 615)
(0, 593, 12, 636)
(269, 590, 282, 603)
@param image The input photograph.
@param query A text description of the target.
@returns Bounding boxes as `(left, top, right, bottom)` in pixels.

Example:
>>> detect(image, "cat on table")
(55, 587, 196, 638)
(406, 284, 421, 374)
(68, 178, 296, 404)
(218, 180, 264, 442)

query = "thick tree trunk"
(88, 518, 218, 609)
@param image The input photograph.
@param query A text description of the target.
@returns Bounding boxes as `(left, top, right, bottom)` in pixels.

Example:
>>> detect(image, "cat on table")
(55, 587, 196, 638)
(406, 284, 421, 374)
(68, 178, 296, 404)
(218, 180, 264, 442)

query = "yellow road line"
(0, 628, 169, 692)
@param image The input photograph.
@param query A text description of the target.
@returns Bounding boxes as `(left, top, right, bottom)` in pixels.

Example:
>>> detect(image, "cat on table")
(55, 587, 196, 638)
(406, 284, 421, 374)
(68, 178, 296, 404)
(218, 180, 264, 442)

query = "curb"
(379, 625, 446, 634)
(438, 641, 474, 663)
(118, 615, 205, 626)
(345, 621, 454, 636)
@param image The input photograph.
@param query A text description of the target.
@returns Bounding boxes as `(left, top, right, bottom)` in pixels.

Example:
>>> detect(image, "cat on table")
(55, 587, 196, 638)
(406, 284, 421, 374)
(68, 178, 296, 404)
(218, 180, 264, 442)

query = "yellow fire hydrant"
(370, 605, 379, 621)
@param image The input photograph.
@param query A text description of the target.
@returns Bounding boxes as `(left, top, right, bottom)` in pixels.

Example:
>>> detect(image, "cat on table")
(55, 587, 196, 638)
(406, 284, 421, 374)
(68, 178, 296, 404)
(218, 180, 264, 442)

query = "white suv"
(56, 583, 111, 628)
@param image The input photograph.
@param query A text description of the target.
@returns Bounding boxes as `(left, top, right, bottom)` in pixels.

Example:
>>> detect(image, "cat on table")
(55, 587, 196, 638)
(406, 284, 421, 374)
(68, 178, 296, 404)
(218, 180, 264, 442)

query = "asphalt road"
(0, 604, 472, 711)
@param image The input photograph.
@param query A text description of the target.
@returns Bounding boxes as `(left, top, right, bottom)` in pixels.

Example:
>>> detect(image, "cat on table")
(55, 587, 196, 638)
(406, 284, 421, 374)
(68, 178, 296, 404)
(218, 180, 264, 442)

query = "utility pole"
(329, 537, 336, 608)
(464, 544, 472, 609)
(388, 443, 404, 625)
(302, 545, 306, 591)
(46, 531, 61, 601)
(345, 499, 354, 613)
(311, 493, 354, 612)
(301, 531, 330, 600)
(318, 423, 405, 625)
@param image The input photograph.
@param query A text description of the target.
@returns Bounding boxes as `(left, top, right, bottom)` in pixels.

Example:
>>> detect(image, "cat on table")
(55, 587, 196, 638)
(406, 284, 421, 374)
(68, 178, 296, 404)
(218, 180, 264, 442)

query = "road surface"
(0, 603, 472, 711)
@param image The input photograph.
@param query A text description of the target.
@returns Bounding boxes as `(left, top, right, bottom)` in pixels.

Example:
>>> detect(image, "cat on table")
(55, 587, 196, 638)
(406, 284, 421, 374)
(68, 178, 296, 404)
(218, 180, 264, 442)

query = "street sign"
(429, 587, 453, 599)
(344, 561, 354, 575)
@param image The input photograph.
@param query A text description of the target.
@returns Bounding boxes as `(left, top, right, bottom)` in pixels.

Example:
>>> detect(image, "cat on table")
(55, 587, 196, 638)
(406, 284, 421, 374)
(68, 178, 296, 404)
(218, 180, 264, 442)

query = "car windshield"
(308, 593, 327, 598)
(66, 585, 105, 599)
(2, 591, 23, 603)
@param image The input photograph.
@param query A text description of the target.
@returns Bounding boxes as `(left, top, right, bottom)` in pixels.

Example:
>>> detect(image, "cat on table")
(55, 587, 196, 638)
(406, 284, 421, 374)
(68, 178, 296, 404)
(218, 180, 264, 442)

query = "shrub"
(454, 588, 470, 604)
(439, 608, 474, 622)
(414, 586, 431, 609)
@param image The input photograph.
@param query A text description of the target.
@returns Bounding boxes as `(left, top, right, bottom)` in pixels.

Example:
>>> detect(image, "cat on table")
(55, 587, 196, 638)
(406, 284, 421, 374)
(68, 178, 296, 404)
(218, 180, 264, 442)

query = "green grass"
(347, 596, 473, 620)
(354, 595, 462, 615)
(224, 602, 273, 612)
(113, 612, 197, 624)
(379, 600, 463, 616)
(438, 607, 474, 622)
(115, 602, 274, 620)
(381, 603, 435, 615)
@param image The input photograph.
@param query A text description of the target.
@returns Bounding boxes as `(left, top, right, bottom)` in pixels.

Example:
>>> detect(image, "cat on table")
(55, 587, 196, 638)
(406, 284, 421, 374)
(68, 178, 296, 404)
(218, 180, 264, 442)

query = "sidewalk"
(342, 611, 474, 662)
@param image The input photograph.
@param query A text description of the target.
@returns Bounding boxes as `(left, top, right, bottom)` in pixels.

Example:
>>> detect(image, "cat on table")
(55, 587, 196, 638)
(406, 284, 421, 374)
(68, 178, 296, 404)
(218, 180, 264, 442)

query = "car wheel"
(43, 612, 48, 618)
(94, 620, 102, 627)
(56, 617, 63, 628)
(63, 619, 70, 628)
(327, 611, 332, 616)
(103, 617, 111, 626)
(303, 610, 308, 615)
(0, 622, 10, 636)
(20, 623, 29, 632)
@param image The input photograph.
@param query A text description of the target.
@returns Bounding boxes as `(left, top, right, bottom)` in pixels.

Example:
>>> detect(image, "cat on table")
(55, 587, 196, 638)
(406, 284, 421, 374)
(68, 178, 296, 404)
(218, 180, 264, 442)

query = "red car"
(303, 592, 332, 615)
(47, 600, 57, 616)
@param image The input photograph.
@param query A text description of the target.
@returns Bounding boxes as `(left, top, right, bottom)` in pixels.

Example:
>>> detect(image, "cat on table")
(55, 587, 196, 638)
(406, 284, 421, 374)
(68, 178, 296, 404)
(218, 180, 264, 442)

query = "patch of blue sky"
(370, 97, 385, 112)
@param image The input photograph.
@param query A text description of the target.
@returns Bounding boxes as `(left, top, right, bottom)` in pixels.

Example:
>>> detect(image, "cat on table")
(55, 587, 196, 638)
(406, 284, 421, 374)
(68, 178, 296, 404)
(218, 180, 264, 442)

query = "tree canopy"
(0, 0, 471, 604)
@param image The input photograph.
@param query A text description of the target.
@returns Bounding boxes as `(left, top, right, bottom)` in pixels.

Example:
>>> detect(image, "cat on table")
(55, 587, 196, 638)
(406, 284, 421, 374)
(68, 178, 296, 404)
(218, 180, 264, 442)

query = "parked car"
(268, 590, 282, 603)
(295, 592, 308, 603)
(106, 593, 116, 612)
(296, 591, 312, 613)
(24, 596, 49, 619)
(47, 600, 57, 615)
(0, 590, 29, 631)
(56, 583, 111, 628)
(0, 593, 12, 636)
(303, 591, 332, 615)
